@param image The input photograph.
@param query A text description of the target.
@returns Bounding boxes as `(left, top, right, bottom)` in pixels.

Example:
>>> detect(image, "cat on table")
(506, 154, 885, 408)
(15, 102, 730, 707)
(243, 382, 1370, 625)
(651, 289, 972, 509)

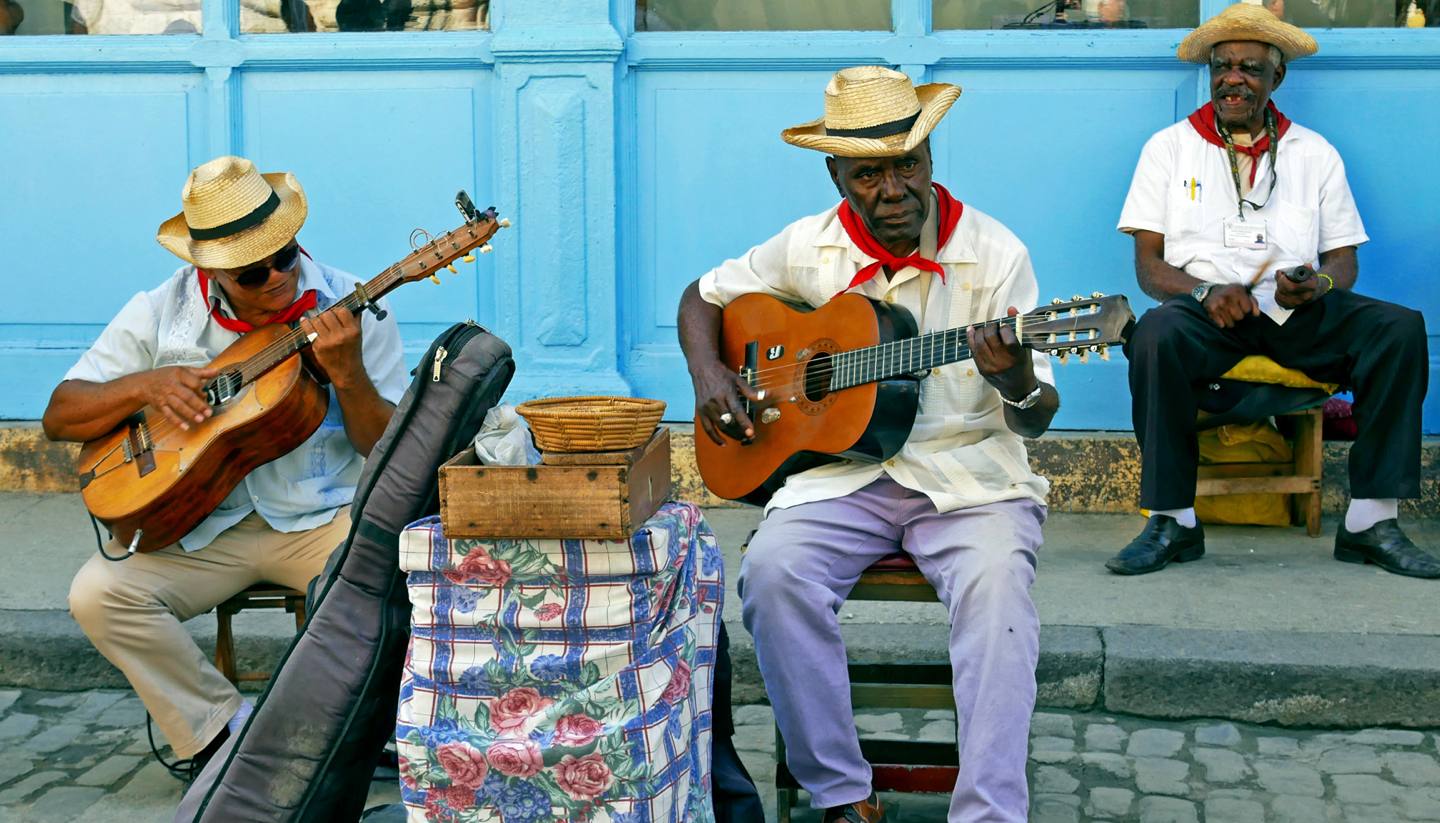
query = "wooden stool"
(775, 554, 956, 822)
(1195, 356, 1335, 538)
(214, 584, 308, 686)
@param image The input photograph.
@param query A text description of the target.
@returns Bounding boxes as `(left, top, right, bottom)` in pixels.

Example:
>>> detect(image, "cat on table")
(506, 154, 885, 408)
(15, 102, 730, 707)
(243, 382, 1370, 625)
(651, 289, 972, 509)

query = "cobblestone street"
(3, 687, 1440, 821)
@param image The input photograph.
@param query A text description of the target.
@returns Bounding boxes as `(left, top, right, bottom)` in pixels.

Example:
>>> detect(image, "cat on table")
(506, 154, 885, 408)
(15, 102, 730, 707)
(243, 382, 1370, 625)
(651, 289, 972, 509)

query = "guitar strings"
(736, 332, 1077, 395)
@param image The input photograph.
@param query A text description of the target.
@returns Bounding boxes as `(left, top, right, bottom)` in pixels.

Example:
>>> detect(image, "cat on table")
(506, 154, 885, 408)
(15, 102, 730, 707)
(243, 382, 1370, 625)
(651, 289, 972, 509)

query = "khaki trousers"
(68, 508, 349, 758)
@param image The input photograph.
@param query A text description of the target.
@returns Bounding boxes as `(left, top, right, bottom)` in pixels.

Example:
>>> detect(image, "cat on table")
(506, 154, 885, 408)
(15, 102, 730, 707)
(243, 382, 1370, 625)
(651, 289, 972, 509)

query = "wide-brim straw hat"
(156, 155, 307, 269)
(1177, 3, 1318, 64)
(782, 66, 962, 158)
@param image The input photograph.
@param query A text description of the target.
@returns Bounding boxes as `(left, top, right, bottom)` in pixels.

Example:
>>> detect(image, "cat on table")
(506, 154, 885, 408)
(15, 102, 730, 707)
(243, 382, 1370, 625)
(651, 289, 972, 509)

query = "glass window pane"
(1, 0, 203, 33)
(240, 0, 488, 31)
(1266, 0, 1436, 27)
(637, 0, 890, 31)
(934, 0, 1198, 29)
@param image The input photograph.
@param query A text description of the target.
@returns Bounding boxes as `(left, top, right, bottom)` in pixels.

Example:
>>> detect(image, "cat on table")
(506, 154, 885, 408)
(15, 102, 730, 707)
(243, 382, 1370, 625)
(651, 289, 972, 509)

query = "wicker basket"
(516, 395, 666, 453)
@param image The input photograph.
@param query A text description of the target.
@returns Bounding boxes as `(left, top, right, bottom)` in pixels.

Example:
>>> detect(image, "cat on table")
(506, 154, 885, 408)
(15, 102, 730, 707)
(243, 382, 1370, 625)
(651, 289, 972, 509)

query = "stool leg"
(1293, 410, 1323, 537)
(215, 610, 238, 686)
(776, 724, 794, 823)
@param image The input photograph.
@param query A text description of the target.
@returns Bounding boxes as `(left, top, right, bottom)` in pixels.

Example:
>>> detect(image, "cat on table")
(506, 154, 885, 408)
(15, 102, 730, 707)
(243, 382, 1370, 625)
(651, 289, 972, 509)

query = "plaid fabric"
(397, 502, 723, 822)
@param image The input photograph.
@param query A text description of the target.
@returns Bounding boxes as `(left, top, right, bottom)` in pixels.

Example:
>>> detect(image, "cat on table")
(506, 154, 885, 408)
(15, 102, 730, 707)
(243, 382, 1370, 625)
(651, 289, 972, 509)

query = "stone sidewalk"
(3, 687, 1439, 822)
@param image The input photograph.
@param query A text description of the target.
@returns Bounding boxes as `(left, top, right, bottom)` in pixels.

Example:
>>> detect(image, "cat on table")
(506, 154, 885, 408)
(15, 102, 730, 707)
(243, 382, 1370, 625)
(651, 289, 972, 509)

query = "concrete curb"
(7, 608, 1439, 728)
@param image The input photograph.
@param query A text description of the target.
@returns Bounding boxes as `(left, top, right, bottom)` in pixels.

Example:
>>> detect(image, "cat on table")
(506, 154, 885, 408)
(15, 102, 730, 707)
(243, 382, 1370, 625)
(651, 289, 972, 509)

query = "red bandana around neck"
(836, 182, 964, 296)
(195, 248, 318, 333)
(1187, 101, 1292, 183)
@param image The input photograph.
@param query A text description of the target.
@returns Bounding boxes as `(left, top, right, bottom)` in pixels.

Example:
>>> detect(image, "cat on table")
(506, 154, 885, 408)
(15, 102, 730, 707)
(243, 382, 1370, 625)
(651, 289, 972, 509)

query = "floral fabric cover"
(397, 502, 723, 822)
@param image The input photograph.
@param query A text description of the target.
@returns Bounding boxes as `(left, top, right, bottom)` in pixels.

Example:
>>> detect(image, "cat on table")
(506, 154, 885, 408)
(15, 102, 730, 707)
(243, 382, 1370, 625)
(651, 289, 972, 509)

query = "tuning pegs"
(461, 254, 476, 263)
(428, 274, 441, 285)
(1099, 345, 1110, 361)
(1071, 294, 1083, 301)
(1091, 291, 1105, 298)
(1079, 349, 1090, 363)
(1052, 297, 1064, 305)
(446, 264, 459, 274)
(498, 218, 512, 229)
(480, 243, 494, 254)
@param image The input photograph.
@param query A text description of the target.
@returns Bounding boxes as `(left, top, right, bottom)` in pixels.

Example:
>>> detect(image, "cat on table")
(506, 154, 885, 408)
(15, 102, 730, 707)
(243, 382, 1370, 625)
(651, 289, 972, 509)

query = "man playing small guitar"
(43, 156, 408, 776)
(678, 67, 1060, 823)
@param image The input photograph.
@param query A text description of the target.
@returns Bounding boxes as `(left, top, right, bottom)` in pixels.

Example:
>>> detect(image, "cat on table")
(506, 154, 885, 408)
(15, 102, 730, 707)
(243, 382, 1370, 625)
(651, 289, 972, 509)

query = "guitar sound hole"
(802, 353, 834, 402)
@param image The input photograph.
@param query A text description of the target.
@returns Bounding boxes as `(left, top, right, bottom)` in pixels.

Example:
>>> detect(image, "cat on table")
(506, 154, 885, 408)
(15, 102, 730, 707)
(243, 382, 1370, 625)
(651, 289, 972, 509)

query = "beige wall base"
(7, 422, 1435, 517)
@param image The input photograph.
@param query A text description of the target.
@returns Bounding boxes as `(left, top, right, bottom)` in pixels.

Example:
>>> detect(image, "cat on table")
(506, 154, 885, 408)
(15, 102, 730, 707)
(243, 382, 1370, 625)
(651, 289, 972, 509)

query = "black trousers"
(1125, 289, 1428, 510)
(712, 623, 766, 823)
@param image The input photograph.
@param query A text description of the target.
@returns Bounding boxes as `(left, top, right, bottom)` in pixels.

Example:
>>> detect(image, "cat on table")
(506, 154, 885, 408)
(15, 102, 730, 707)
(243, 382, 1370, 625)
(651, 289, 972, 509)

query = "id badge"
(1223, 216, 1268, 250)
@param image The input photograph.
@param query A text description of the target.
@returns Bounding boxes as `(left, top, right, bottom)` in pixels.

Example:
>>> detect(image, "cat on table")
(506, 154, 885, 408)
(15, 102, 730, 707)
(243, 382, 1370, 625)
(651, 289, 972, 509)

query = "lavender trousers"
(739, 476, 1045, 822)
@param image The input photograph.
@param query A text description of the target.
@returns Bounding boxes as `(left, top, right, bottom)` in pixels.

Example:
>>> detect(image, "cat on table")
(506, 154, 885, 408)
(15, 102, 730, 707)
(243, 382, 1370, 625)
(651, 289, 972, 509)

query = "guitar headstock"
(393, 191, 510, 286)
(1021, 293, 1135, 364)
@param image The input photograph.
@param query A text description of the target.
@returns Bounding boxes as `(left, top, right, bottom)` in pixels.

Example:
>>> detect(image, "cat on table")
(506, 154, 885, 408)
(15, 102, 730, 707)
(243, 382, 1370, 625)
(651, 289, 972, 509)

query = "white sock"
(227, 699, 254, 735)
(1152, 507, 1197, 529)
(1345, 499, 1399, 533)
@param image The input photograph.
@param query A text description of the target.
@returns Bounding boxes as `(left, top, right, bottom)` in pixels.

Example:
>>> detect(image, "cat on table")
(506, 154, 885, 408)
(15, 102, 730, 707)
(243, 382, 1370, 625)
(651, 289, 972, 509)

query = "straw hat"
(1176, 3, 1318, 64)
(781, 66, 962, 158)
(156, 155, 307, 269)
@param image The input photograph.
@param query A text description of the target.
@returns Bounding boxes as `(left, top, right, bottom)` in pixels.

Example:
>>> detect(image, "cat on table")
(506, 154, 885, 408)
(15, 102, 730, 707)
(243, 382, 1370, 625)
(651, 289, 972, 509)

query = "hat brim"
(781, 83, 962, 158)
(1176, 6, 1318, 63)
(156, 172, 308, 269)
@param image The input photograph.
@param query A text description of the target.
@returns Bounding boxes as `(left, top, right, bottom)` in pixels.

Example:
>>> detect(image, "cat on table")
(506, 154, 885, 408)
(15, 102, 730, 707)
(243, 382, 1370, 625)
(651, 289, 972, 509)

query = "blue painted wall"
(2, 0, 1437, 432)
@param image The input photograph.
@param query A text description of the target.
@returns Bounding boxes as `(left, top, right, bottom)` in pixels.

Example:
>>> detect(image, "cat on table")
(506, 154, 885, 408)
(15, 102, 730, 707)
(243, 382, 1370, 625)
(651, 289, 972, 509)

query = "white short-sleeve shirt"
(1117, 118, 1368, 324)
(697, 194, 1053, 515)
(65, 256, 409, 551)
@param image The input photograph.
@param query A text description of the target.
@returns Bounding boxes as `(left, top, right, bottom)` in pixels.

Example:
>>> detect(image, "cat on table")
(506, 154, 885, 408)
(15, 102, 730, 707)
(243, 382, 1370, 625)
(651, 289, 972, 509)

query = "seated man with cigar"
(43, 155, 408, 775)
(1109, 4, 1437, 578)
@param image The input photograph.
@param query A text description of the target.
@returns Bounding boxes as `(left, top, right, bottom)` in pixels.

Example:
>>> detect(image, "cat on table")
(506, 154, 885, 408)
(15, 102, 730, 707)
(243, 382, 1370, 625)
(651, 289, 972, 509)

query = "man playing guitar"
(43, 156, 407, 776)
(677, 67, 1059, 823)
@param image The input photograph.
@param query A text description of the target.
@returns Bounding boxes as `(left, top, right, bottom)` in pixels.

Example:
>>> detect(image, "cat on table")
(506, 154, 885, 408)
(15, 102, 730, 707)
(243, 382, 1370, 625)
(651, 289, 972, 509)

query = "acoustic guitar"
(695, 291, 1135, 505)
(78, 192, 506, 553)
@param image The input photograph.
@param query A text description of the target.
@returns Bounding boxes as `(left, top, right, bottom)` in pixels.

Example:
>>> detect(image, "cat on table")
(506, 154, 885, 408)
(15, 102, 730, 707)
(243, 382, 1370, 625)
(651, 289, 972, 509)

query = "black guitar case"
(175, 321, 515, 823)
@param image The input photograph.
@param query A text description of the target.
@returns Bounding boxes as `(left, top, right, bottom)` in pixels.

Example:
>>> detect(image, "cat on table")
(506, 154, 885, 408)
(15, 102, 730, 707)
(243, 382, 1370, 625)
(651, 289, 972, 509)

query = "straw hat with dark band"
(1177, 3, 1318, 64)
(156, 155, 307, 269)
(782, 66, 962, 158)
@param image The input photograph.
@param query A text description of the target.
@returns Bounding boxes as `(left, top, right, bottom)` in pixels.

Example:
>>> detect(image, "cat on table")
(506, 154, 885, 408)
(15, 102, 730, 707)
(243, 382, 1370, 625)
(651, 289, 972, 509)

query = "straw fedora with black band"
(1176, 3, 1318, 64)
(781, 66, 962, 159)
(156, 155, 308, 270)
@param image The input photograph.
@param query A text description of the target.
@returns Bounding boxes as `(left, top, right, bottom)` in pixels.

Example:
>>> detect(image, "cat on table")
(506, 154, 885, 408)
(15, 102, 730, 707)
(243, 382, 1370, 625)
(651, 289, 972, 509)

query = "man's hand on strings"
(142, 365, 220, 431)
(969, 306, 1038, 404)
(692, 360, 764, 446)
(300, 308, 366, 390)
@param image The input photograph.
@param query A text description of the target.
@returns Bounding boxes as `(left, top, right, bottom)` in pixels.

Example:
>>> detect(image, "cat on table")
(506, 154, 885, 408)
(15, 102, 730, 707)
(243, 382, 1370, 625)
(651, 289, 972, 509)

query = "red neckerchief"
(195, 248, 318, 333)
(1187, 101, 1292, 184)
(836, 182, 964, 296)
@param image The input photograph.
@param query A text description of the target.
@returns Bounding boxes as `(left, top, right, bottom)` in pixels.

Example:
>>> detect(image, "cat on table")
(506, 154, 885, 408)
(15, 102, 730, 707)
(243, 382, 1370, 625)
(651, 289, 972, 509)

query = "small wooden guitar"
(78, 192, 507, 553)
(695, 291, 1135, 504)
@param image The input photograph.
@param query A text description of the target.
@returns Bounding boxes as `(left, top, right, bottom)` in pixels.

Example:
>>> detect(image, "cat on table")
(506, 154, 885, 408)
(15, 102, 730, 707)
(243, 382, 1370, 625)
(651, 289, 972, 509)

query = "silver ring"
(719, 413, 734, 425)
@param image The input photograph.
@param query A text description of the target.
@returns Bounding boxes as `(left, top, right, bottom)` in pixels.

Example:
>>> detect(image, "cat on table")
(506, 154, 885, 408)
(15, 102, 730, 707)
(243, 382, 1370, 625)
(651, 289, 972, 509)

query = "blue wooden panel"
(931, 66, 1193, 429)
(625, 69, 857, 415)
(1278, 66, 1440, 432)
(0, 73, 204, 418)
(240, 69, 497, 339)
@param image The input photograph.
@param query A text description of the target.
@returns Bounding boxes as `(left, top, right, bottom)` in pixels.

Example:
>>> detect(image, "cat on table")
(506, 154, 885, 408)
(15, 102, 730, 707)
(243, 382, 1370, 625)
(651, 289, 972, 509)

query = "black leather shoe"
(1105, 515, 1206, 575)
(822, 793, 886, 823)
(1335, 519, 1440, 579)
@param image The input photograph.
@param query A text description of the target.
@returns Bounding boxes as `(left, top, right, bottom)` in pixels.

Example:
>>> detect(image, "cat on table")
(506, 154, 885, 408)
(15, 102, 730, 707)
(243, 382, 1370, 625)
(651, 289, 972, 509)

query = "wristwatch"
(1001, 383, 1044, 410)
(1190, 283, 1214, 304)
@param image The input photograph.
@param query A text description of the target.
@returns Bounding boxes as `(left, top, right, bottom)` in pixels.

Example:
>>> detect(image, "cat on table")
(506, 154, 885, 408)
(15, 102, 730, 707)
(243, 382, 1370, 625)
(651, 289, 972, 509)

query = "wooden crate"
(439, 427, 672, 540)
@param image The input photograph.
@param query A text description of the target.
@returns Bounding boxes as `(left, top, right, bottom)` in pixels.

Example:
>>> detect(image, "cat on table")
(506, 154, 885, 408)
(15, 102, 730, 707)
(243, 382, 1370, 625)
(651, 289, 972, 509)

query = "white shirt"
(698, 196, 1053, 515)
(1117, 117, 1368, 324)
(65, 256, 409, 550)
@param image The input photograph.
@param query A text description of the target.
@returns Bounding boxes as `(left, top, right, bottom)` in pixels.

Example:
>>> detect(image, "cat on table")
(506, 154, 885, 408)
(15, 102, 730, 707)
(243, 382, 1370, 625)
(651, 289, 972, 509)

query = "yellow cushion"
(1220, 355, 1338, 394)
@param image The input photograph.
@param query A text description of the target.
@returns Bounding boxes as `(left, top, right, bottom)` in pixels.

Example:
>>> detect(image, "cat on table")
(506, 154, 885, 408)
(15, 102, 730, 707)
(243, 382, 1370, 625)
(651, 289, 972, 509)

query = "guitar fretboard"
(829, 319, 1017, 391)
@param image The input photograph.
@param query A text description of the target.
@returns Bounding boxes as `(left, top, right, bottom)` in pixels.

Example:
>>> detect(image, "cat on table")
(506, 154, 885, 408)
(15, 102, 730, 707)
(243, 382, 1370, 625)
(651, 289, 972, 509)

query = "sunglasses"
(228, 243, 301, 288)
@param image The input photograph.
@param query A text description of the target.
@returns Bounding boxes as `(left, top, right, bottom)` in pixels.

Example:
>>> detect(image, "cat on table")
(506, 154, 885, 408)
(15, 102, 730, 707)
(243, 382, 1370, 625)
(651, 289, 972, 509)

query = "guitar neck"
(829, 318, 1021, 391)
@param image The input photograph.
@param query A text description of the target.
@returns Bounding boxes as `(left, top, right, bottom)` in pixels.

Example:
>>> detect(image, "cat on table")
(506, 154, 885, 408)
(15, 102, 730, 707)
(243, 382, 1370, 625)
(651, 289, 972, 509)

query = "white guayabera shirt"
(698, 193, 1054, 515)
(66, 256, 409, 550)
